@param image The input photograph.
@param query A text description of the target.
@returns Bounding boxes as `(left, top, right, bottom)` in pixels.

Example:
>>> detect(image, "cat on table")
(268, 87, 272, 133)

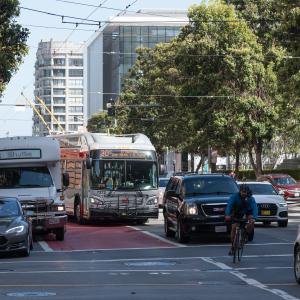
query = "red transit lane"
(45, 223, 176, 251)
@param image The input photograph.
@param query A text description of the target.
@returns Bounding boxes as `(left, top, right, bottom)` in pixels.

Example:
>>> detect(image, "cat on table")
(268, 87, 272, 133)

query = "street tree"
(0, 0, 29, 96)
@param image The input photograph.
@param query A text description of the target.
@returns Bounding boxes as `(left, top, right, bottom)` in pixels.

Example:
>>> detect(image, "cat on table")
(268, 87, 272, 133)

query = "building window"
(68, 97, 82, 104)
(53, 69, 66, 77)
(43, 69, 51, 77)
(53, 107, 65, 113)
(69, 88, 83, 95)
(69, 106, 83, 113)
(54, 115, 66, 122)
(69, 58, 83, 66)
(53, 88, 65, 95)
(68, 79, 83, 86)
(68, 115, 83, 122)
(53, 58, 65, 66)
(53, 97, 65, 104)
(69, 69, 83, 77)
(43, 89, 51, 95)
(54, 124, 65, 131)
(53, 79, 66, 87)
(42, 97, 51, 105)
(68, 124, 79, 131)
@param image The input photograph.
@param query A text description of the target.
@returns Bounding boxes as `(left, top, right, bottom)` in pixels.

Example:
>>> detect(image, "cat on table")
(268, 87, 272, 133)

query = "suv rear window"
(183, 177, 238, 196)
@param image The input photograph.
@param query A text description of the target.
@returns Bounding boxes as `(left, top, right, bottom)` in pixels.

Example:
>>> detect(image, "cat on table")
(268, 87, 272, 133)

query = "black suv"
(163, 173, 239, 243)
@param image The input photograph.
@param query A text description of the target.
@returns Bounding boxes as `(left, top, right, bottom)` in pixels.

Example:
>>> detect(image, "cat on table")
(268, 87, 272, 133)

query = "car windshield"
(0, 200, 19, 217)
(272, 176, 297, 185)
(0, 167, 53, 189)
(159, 178, 169, 188)
(242, 184, 278, 195)
(184, 177, 238, 196)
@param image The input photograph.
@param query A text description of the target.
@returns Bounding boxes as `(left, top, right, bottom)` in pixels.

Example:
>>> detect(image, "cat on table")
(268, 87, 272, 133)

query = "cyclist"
(225, 183, 258, 255)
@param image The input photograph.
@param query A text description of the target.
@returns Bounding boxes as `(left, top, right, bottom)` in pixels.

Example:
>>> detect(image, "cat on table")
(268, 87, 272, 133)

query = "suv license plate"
(215, 226, 227, 233)
(261, 210, 271, 216)
(48, 218, 60, 225)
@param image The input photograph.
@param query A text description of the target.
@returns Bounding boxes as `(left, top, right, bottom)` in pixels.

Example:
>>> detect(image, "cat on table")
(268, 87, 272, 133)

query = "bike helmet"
(239, 183, 252, 197)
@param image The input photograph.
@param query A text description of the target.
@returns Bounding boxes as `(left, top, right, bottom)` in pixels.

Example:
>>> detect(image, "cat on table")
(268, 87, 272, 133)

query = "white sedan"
(238, 181, 288, 227)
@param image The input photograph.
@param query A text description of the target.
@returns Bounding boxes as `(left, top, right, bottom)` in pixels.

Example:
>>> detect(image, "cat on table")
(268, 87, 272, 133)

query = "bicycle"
(231, 218, 248, 263)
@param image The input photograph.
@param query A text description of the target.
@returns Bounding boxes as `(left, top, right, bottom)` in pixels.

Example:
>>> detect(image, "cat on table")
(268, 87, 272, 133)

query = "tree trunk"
(195, 154, 204, 173)
(234, 143, 240, 174)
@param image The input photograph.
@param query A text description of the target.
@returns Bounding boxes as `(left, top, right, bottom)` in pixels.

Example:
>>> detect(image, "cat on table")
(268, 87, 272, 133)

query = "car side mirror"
(63, 172, 69, 187)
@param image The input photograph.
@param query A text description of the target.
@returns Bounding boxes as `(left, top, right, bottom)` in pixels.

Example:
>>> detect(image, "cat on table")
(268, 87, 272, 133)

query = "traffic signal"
(106, 100, 115, 116)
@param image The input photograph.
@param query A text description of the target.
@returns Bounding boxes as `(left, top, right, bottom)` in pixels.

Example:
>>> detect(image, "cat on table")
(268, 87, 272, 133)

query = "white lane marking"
(201, 257, 299, 300)
(127, 225, 186, 247)
(0, 254, 293, 264)
(38, 241, 53, 252)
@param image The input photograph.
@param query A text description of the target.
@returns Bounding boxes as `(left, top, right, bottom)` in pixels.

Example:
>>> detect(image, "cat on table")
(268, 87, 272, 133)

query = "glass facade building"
(85, 10, 188, 119)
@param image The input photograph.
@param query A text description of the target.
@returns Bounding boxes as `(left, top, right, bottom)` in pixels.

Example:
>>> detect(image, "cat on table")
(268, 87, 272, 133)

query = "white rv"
(0, 136, 67, 240)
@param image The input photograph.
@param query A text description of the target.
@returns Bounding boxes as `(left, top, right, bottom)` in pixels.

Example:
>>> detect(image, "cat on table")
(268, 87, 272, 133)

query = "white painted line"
(38, 241, 53, 252)
(128, 225, 186, 247)
(201, 257, 300, 300)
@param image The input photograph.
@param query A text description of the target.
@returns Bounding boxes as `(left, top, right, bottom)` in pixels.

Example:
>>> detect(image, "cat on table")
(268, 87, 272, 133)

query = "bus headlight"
(90, 197, 104, 207)
(146, 196, 158, 205)
(185, 203, 198, 215)
(52, 205, 65, 212)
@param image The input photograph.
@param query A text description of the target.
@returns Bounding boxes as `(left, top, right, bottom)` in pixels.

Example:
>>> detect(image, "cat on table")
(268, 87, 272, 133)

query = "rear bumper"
(32, 215, 67, 232)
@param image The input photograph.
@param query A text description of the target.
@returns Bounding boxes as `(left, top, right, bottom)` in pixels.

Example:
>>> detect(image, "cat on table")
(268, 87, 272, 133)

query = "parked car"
(257, 174, 300, 202)
(294, 226, 300, 284)
(0, 197, 33, 256)
(237, 181, 288, 227)
(163, 173, 239, 243)
(158, 177, 169, 207)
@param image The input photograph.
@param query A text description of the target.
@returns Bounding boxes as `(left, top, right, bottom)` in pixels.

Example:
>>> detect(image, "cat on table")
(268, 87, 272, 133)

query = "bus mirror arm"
(63, 172, 69, 187)
(86, 157, 92, 169)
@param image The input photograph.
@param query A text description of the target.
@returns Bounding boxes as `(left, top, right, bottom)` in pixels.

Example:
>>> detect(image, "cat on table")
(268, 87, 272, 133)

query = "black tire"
(278, 220, 288, 227)
(55, 227, 65, 241)
(176, 218, 189, 243)
(75, 202, 84, 224)
(247, 228, 254, 242)
(164, 217, 175, 238)
(294, 245, 300, 284)
(136, 218, 148, 225)
(238, 230, 247, 262)
(21, 234, 31, 257)
(232, 229, 240, 263)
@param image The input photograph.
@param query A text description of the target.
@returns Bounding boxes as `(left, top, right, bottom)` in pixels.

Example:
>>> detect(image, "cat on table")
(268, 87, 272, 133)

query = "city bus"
(54, 132, 159, 224)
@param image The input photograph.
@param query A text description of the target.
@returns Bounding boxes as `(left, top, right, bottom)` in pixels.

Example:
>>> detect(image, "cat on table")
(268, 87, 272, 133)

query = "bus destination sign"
(0, 149, 41, 160)
(100, 149, 153, 160)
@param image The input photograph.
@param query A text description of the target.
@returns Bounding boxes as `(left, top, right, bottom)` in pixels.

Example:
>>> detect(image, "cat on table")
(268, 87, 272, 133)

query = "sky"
(0, 0, 200, 138)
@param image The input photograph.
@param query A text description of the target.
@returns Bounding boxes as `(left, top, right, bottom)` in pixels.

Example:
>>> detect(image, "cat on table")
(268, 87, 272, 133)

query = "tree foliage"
(0, 0, 29, 96)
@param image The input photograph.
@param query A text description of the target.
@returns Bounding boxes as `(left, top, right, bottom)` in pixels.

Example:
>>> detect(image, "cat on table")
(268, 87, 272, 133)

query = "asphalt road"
(0, 204, 299, 300)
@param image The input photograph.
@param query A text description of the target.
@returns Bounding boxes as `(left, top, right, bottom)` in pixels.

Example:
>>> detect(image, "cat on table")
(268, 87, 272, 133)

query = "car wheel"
(177, 218, 189, 243)
(164, 216, 175, 238)
(247, 228, 254, 242)
(21, 234, 31, 257)
(295, 245, 300, 284)
(278, 220, 288, 227)
(55, 227, 65, 241)
(75, 203, 84, 224)
(136, 218, 148, 225)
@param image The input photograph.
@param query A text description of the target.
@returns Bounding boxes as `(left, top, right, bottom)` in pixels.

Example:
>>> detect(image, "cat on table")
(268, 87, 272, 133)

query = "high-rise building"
(34, 40, 84, 135)
(85, 9, 188, 119)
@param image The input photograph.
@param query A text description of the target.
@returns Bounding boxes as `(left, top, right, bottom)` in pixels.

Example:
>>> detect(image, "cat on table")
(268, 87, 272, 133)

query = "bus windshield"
(0, 167, 53, 189)
(91, 160, 158, 191)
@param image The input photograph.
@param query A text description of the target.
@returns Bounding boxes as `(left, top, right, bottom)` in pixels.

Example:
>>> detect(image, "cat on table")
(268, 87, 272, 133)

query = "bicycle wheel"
(237, 229, 246, 262)
(232, 228, 240, 263)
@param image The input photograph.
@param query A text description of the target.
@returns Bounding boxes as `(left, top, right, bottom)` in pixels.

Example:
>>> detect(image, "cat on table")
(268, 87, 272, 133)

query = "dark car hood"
(184, 194, 231, 204)
(0, 216, 20, 233)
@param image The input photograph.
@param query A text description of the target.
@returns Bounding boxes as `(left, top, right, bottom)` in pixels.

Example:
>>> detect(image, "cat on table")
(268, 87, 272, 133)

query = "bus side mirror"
(63, 172, 69, 187)
(86, 157, 92, 169)
(159, 164, 166, 175)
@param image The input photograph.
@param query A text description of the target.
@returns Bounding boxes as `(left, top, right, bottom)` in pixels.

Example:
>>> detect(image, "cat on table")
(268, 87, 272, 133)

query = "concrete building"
(85, 9, 188, 120)
(33, 40, 84, 135)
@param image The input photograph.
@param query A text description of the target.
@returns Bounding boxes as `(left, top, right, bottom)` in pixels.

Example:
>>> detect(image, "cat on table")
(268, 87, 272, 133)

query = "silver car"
(158, 177, 169, 207)
(294, 226, 300, 284)
(238, 181, 288, 227)
(0, 197, 33, 256)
